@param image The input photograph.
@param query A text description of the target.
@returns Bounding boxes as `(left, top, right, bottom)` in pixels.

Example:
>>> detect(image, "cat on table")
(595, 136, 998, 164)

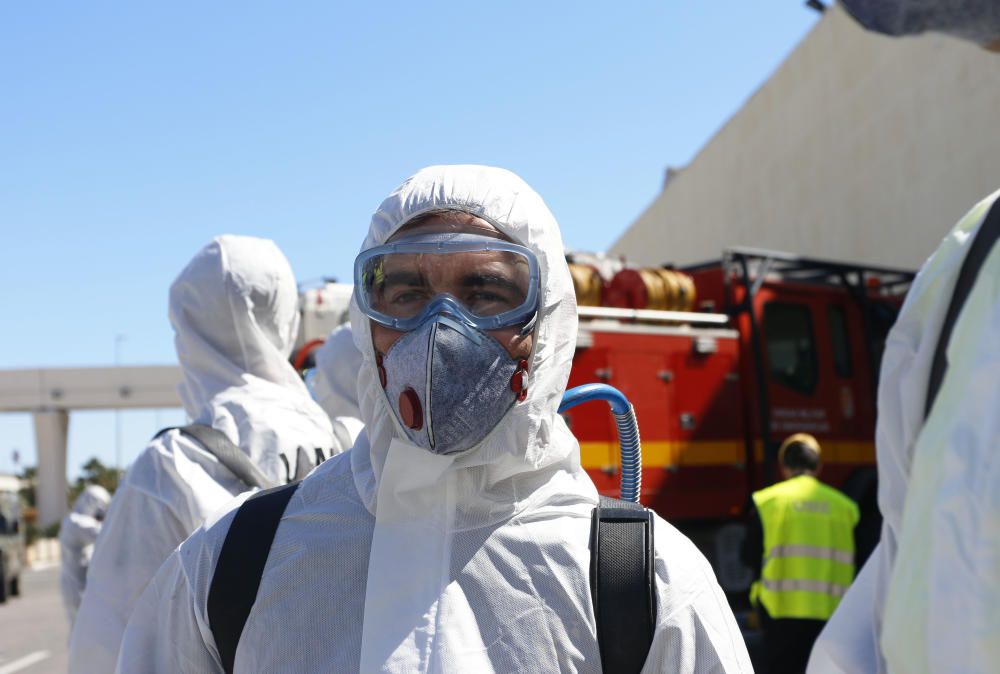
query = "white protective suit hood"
(72, 484, 110, 518)
(312, 323, 364, 421)
(350, 165, 598, 670)
(170, 235, 333, 483)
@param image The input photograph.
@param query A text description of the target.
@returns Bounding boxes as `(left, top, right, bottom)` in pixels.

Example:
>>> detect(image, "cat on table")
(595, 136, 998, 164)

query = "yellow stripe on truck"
(580, 439, 877, 470)
(579, 440, 745, 469)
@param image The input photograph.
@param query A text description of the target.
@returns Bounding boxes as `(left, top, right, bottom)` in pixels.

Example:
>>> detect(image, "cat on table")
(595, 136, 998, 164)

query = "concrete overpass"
(0, 366, 183, 527)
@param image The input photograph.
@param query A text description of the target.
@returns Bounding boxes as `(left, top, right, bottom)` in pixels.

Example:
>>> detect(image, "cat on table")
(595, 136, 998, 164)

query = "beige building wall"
(612, 6, 1000, 271)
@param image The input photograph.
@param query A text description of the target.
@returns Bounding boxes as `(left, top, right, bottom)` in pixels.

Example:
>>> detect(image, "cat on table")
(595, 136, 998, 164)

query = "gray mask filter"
(381, 315, 524, 455)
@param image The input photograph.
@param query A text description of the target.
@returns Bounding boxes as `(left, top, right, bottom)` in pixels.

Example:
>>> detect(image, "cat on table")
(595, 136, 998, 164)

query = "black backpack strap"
(293, 446, 314, 481)
(926, 198, 1000, 418)
(207, 481, 301, 674)
(590, 495, 657, 674)
(155, 424, 275, 490)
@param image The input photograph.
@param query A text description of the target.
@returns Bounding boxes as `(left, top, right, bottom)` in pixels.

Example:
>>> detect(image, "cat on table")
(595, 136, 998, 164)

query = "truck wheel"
(10, 576, 19, 597)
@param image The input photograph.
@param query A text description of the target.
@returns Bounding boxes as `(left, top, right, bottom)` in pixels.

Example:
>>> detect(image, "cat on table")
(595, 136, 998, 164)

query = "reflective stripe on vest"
(765, 544, 854, 566)
(761, 578, 850, 598)
(753, 475, 860, 620)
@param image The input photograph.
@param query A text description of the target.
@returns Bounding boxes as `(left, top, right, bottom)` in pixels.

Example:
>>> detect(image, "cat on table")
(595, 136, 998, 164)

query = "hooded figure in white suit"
(69, 235, 335, 674)
(59, 484, 111, 628)
(310, 323, 366, 445)
(116, 166, 751, 673)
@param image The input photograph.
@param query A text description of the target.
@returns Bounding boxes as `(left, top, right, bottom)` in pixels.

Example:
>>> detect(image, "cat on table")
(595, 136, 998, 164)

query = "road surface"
(0, 566, 68, 673)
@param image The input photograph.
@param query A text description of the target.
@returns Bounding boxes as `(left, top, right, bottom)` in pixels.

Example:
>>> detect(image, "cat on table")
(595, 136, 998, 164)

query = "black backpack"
(206, 487, 657, 674)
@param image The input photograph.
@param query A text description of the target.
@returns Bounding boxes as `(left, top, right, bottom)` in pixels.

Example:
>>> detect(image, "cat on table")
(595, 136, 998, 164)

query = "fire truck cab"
(564, 247, 914, 601)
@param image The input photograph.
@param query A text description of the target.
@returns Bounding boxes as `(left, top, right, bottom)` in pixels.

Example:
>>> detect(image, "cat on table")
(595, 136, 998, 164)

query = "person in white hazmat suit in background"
(70, 234, 336, 674)
(115, 165, 751, 673)
(807, 3, 1000, 673)
(310, 322, 366, 444)
(59, 484, 111, 628)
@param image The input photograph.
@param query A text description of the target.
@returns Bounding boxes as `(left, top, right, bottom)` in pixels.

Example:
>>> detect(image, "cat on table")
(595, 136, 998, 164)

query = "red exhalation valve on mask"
(399, 387, 423, 430)
(510, 360, 530, 402)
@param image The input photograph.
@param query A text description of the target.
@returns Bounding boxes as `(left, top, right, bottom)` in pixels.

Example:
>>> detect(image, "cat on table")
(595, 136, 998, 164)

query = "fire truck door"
(761, 299, 829, 455)
(607, 349, 672, 476)
(822, 302, 867, 457)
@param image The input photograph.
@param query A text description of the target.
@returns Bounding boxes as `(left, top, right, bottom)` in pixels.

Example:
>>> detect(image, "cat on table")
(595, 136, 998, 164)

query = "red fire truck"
(564, 247, 914, 599)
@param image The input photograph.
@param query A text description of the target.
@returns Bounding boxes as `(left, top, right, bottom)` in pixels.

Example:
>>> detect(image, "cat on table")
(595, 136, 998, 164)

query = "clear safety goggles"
(354, 232, 540, 332)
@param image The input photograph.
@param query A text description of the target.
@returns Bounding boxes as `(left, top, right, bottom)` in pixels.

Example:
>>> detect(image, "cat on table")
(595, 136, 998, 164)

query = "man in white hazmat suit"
(59, 484, 111, 628)
(70, 235, 336, 673)
(310, 323, 366, 442)
(807, 3, 1000, 673)
(116, 165, 751, 673)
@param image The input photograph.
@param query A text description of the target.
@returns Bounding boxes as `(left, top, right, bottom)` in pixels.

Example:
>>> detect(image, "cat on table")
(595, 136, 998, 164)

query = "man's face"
(369, 214, 535, 361)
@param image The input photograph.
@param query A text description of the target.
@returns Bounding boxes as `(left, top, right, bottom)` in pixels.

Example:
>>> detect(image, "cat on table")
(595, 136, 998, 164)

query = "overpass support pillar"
(34, 409, 68, 529)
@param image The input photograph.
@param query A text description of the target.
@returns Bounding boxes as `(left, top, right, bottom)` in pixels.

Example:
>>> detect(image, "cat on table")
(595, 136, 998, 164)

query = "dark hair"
(396, 209, 482, 236)
(781, 441, 821, 472)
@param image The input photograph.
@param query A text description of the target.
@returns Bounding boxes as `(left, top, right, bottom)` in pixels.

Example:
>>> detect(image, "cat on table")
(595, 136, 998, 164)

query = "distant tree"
(18, 465, 37, 508)
(14, 459, 120, 542)
(68, 457, 121, 505)
(17, 466, 39, 543)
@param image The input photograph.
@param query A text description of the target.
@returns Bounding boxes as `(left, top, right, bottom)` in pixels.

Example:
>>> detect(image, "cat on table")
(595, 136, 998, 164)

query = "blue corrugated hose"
(559, 384, 642, 503)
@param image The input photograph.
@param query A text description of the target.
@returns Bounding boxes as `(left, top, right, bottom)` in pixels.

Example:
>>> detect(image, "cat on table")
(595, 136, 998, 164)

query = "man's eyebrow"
(460, 273, 523, 293)
(381, 270, 426, 287)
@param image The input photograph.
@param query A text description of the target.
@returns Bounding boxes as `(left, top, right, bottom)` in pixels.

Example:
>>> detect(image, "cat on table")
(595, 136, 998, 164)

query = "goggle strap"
(518, 311, 538, 337)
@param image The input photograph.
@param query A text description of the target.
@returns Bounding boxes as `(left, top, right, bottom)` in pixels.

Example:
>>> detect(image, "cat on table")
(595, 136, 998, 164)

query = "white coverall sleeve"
(117, 490, 255, 674)
(59, 513, 104, 623)
(115, 549, 221, 674)
(880, 268, 1000, 674)
(643, 518, 753, 673)
(68, 480, 191, 674)
(806, 544, 882, 674)
(68, 435, 234, 674)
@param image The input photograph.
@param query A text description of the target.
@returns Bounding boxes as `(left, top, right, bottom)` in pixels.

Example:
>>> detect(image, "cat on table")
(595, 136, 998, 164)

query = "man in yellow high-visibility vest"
(743, 433, 859, 674)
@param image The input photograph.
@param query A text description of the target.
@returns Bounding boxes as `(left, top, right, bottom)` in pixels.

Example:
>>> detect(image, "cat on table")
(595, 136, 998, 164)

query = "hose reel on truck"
(567, 261, 698, 313)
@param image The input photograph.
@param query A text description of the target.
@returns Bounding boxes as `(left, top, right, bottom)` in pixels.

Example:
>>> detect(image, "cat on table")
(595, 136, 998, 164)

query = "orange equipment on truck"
(563, 247, 914, 601)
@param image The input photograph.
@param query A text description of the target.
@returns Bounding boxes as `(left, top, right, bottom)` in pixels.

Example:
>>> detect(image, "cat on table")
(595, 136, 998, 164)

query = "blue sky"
(0, 2, 820, 476)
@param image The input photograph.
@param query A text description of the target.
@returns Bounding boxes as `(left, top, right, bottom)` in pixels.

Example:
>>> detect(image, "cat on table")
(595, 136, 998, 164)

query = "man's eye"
(466, 290, 516, 312)
(473, 290, 501, 300)
(390, 290, 425, 304)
